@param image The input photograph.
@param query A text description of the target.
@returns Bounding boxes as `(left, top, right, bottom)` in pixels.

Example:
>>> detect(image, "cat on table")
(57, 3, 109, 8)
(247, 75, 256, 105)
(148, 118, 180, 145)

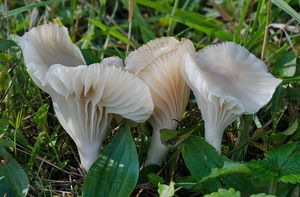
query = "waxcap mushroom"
(46, 63, 153, 170)
(182, 42, 282, 152)
(19, 23, 153, 170)
(19, 23, 86, 93)
(125, 37, 195, 165)
(19, 23, 124, 91)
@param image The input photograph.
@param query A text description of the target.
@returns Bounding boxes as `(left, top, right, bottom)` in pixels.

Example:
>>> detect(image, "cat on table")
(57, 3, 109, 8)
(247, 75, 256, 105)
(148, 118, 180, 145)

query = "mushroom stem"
(145, 127, 169, 166)
(204, 123, 224, 153)
(77, 142, 101, 171)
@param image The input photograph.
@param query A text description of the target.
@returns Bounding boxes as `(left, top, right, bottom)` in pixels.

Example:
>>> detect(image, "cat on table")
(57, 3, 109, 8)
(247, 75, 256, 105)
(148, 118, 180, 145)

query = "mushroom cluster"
(20, 23, 281, 170)
(20, 23, 154, 171)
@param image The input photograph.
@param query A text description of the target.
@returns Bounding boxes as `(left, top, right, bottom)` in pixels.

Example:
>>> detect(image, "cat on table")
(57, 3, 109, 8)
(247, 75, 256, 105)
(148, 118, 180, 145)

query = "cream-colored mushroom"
(182, 42, 282, 152)
(19, 23, 154, 170)
(19, 23, 86, 93)
(46, 63, 153, 170)
(125, 37, 195, 165)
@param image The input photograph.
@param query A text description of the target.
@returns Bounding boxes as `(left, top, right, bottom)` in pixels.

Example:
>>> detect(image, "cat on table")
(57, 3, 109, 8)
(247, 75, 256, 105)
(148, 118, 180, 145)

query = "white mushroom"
(19, 23, 154, 170)
(182, 42, 282, 152)
(125, 37, 195, 165)
(46, 63, 153, 170)
(19, 23, 86, 94)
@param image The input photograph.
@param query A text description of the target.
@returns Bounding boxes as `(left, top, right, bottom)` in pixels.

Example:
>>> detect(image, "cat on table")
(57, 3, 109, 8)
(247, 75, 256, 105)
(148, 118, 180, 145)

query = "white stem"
(204, 123, 224, 153)
(145, 127, 169, 166)
(77, 142, 101, 171)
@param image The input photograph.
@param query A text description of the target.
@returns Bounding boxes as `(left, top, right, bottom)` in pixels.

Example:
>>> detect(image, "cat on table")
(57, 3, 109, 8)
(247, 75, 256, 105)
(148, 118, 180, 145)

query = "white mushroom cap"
(46, 63, 153, 170)
(19, 23, 152, 170)
(182, 42, 282, 152)
(125, 37, 195, 165)
(19, 23, 86, 93)
(100, 56, 124, 67)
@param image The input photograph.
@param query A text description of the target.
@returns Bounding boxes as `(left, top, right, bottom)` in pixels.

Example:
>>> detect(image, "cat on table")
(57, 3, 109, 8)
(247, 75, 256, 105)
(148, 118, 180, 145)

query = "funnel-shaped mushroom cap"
(126, 37, 194, 131)
(19, 23, 151, 170)
(125, 37, 195, 165)
(46, 63, 153, 170)
(182, 42, 282, 152)
(19, 23, 86, 93)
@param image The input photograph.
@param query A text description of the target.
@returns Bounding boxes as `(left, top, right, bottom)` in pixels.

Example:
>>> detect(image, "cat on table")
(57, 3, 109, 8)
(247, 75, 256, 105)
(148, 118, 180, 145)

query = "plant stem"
(261, 0, 271, 59)
(269, 178, 277, 195)
(78, 142, 101, 171)
(145, 127, 169, 166)
(205, 123, 224, 153)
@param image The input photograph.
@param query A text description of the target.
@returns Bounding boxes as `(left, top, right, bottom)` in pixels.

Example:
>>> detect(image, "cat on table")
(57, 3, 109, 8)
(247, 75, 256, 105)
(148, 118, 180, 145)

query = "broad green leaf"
(250, 194, 276, 197)
(160, 129, 180, 142)
(82, 123, 139, 197)
(138, 164, 160, 184)
(279, 173, 300, 184)
(280, 152, 300, 175)
(0, 40, 17, 51)
(265, 143, 297, 164)
(249, 143, 300, 183)
(282, 76, 300, 84)
(287, 88, 300, 101)
(0, 147, 29, 197)
(204, 188, 241, 197)
(182, 136, 223, 180)
(273, 51, 297, 77)
(272, 0, 300, 23)
(281, 120, 298, 136)
(222, 174, 257, 195)
(159, 126, 195, 147)
(147, 173, 165, 186)
(175, 176, 197, 190)
(200, 162, 251, 183)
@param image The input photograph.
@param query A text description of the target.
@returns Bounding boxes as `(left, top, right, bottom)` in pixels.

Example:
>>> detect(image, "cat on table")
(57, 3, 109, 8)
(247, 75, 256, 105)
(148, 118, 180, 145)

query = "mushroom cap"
(125, 37, 195, 130)
(182, 42, 282, 151)
(46, 62, 153, 170)
(100, 56, 124, 67)
(19, 23, 152, 170)
(183, 42, 282, 115)
(125, 37, 180, 74)
(19, 23, 86, 93)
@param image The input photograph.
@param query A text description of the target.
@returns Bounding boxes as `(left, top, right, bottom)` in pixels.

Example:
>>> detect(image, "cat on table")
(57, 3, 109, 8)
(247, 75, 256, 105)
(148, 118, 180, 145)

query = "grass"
(0, 0, 299, 196)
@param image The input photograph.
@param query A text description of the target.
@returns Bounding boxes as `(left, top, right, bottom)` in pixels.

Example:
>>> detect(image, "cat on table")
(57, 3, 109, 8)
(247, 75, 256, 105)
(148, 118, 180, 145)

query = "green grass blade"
(2, 0, 65, 18)
(272, 0, 300, 23)
(0, 147, 29, 197)
(89, 19, 134, 46)
(82, 122, 139, 197)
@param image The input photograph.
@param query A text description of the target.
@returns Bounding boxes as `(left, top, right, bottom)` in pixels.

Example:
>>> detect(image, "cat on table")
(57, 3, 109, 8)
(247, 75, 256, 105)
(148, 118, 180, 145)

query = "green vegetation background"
(0, 0, 299, 196)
